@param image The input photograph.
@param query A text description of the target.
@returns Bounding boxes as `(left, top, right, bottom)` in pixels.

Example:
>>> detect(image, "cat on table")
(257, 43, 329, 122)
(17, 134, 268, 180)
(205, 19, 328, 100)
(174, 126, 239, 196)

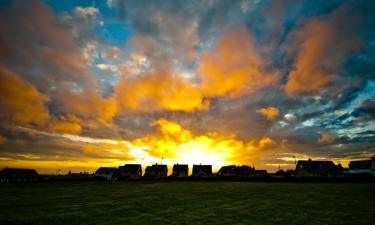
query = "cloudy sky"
(0, 0, 374, 174)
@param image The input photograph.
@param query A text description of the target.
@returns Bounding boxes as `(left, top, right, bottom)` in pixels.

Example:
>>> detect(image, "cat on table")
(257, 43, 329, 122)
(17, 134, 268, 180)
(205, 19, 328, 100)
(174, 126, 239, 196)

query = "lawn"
(0, 181, 374, 225)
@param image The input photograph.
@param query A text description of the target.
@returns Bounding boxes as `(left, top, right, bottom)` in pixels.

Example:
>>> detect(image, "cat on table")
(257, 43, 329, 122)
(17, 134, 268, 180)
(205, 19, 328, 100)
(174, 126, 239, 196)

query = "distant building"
(66, 171, 92, 179)
(346, 156, 375, 176)
(144, 164, 168, 178)
(0, 168, 39, 182)
(172, 164, 188, 177)
(113, 164, 142, 180)
(95, 167, 117, 180)
(295, 159, 342, 177)
(274, 169, 295, 177)
(254, 170, 268, 177)
(192, 165, 212, 177)
(218, 165, 254, 177)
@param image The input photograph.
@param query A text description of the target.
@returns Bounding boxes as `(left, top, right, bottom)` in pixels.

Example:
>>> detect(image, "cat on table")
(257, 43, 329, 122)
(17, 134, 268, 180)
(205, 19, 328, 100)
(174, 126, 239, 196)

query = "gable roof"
(192, 165, 212, 175)
(173, 164, 188, 171)
(95, 167, 117, 174)
(296, 160, 338, 175)
(118, 164, 142, 173)
(0, 168, 39, 178)
(149, 164, 168, 172)
(218, 165, 237, 174)
(349, 160, 372, 169)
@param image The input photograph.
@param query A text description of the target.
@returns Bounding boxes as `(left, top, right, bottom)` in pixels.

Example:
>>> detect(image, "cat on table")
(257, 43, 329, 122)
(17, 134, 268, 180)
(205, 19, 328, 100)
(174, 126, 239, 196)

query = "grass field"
(1, 181, 374, 225)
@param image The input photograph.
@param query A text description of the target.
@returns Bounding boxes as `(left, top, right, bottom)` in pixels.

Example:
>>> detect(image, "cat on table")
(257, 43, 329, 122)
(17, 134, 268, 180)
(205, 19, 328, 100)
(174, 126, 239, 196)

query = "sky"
(0, 0, 374, 174)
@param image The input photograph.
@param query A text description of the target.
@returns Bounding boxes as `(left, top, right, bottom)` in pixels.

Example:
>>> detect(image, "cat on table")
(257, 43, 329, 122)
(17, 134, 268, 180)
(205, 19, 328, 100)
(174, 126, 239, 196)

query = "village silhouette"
(1, 156, 374, 183)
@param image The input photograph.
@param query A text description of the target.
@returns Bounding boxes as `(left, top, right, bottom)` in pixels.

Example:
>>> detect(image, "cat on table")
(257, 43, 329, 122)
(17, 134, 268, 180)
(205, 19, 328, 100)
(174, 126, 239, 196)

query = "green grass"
(0, 181, 374, 225)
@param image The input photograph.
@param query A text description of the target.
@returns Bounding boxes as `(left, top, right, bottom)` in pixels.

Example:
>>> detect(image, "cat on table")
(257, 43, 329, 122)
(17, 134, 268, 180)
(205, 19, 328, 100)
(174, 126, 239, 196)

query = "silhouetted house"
(95, 167, 117, 180)
(218, 165, 254, 177)
(0, 168, 39, 182)
(295, 159, 342, 177)
(192, 165, 212, 177)
(346, 156, 375, 176)
(113, 164, 142, 180)
(65, 171, 93, 180)
(144, 164, 168, 178)
(172, 164, 188, 177)
(275, 169, 295, 177)
(254, 170, 268, 177)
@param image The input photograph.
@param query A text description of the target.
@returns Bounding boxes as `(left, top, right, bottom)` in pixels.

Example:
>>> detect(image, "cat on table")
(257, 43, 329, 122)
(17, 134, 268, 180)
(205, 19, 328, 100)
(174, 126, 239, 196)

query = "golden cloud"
(130, 118, 273, 170)
(0, 135, 7, 144)
(116, 70, 209, 112)
(57, 91, 118, 128)
(256, 107, 280, 120)
(116, 27, 279, 113)
(285, 5, 362, 95)
(258, 137, 276, 149)
(198, 27, 280, 97)
(0, 66, 50, 125)
(49, 120, 82, 135)
(318, 132, 335, 144)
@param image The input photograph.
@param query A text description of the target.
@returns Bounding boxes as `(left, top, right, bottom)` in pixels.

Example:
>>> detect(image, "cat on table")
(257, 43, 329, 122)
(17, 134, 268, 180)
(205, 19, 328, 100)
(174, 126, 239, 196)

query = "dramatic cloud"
(0, 135, 7, 144)
(198, 27, 280, 97)
(116, 70, 208, 112)
(285, 5, 363, 95)
(75, 6, 99, 18)
(318, 132, 336, 144)
(48, 121, 82, 135)
(256, 107, 280, 120)
(1, 0, 374, 173)
(0, 66, 50, 125)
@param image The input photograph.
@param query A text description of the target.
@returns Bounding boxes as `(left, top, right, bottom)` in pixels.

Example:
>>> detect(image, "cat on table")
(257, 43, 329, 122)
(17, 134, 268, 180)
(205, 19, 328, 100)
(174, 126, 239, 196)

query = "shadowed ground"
(0, 182, 374, 224)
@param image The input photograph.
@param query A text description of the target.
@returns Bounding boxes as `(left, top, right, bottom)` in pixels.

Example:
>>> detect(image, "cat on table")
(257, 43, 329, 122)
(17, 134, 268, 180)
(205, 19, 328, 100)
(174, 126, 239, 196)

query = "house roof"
(193, 165, 212, 174)
(150, 164, 168, 172)
(218, 165, 254, 175)
(118, 164, 142, 173)
(0, 168, 39, 178)
(218, 165, 237, 174)
(173, 164, 188, 171)
(95, 167, 117, 174)
(296, 160, 338, 174)
(349, 160, 372, 169)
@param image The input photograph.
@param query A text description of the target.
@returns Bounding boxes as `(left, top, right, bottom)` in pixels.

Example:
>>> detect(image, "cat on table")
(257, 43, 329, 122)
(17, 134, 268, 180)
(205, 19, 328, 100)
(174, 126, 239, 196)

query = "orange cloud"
(0, 66, 50, 125)
(115, 27, 279, 113)
(256, 107, 280, 120)
(0, 135, 7, 144)
(318, 132, 335, 144)
(198, 27, 280, 97)
(57, 91, 118, 128)
(258, 137, 276, 149)
(285, 5, 362, 95)
(116, 70, 209, 112)
(131, 118, 252, 170)
(127, 118, 281, 171)
(49, 120, 82, 135)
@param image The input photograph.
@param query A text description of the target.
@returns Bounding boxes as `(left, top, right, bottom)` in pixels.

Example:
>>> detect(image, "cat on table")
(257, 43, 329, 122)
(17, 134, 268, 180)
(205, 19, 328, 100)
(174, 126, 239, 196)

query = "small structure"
(274, 169, 295, 177)
(95, 167, 117, 180)
(192, 165, 212, 177)
(254, 170, 268, 177)
(113, 164, 142, 180)
(346, 156, 375, 176)
(295, 159, 342, 177)
(0, 168, 39, 182)
(144, 164, 168, 178)
(218, 165, 254, 177)
(65, 171, 93, 179)
(172, 164, 188, 177)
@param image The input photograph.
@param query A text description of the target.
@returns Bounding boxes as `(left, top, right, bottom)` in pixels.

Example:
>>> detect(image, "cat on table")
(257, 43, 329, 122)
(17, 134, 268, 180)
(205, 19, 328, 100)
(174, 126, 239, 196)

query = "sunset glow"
(0, 0, 374, 174)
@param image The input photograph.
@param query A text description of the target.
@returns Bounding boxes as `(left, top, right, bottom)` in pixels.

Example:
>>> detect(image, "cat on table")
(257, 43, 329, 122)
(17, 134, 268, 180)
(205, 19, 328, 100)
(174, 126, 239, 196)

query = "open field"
(1, 181, 374, 225)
